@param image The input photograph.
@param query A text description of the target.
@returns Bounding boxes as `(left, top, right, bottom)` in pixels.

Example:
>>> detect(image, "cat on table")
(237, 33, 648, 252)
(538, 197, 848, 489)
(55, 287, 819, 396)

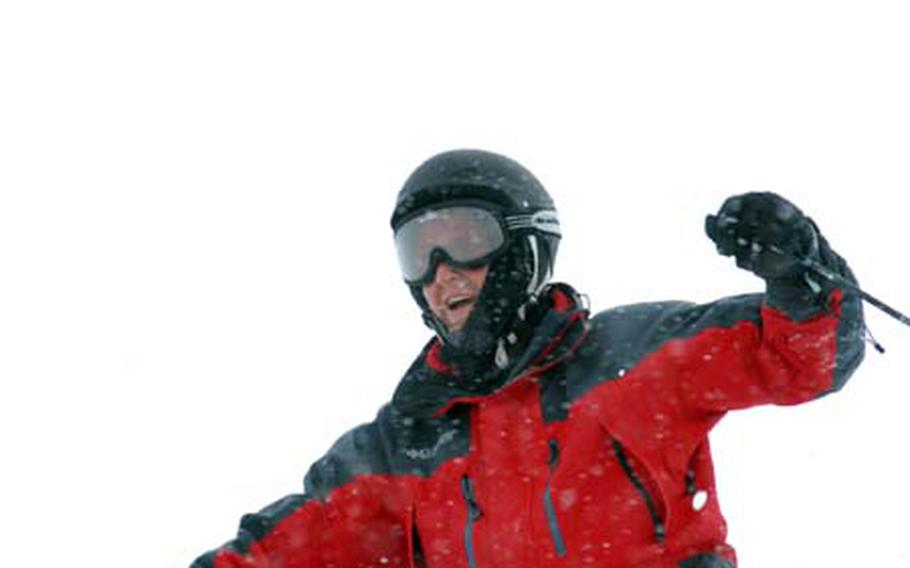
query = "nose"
(432, 261, 460, 284)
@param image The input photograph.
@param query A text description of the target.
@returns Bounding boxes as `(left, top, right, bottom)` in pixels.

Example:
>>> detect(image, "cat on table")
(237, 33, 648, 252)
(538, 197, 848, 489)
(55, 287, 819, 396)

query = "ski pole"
(767, 244, 910, 329)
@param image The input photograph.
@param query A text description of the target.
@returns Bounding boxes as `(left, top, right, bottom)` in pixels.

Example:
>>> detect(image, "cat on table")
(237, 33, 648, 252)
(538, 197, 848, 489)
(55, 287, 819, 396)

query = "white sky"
(1, 2, 909, 566)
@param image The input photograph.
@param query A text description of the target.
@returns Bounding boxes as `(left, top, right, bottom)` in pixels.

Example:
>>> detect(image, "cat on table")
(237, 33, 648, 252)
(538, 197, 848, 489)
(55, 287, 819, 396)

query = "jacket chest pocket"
(459, 474, 482, 568)
(590, 404, 672, 545)
(412, 466, 492, 568)
(547, 416, 672, 555)
(542, 438, 568, 557)
(456, 451, 567, 567)
(611, 440, 668, 544)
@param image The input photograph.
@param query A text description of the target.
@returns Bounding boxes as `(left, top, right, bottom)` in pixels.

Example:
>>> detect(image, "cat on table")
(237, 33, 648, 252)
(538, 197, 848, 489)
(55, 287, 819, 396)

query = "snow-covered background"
(2, 2, 909, 566)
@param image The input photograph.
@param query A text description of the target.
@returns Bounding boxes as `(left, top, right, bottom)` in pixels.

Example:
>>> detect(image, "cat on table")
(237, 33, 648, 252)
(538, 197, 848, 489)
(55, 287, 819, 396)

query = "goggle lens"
(394, 207, 506, 283)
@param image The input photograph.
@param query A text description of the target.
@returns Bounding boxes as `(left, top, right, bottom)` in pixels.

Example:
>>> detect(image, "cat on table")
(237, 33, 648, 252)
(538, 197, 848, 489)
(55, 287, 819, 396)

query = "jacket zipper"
(460, 475, 481, 568)
(612, 441, 666, 543)
(543, 438, 568, 557)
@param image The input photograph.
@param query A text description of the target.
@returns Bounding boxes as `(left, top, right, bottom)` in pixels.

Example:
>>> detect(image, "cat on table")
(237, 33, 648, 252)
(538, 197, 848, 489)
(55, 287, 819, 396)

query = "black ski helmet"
(391, 149, 561, 364)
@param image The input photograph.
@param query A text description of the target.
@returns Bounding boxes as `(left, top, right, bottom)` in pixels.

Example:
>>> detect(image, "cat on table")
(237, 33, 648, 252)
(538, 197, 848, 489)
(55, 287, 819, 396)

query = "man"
(193, 149, 864, 567)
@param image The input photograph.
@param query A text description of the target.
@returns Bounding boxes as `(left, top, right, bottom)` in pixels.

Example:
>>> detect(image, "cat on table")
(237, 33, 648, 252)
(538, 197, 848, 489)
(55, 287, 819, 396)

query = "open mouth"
(446, 296, 475, 311)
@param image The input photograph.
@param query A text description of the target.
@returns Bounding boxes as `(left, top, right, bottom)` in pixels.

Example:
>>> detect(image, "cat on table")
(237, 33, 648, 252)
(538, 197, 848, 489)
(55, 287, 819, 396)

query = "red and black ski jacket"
(193, 244, 864, 568)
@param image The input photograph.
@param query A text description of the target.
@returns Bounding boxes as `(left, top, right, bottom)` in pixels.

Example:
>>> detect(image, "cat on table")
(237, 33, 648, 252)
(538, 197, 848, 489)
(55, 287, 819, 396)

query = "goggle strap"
(503, 210, 561, 236)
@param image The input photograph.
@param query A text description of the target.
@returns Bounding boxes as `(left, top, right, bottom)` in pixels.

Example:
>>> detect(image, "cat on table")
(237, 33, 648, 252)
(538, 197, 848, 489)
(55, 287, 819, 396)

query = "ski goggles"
(394, 204, 560, 284)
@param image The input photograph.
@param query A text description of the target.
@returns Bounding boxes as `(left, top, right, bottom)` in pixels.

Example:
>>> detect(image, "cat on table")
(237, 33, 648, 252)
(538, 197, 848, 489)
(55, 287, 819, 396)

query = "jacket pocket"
(543, 438, 568, 557)
(612, 440, 667, 543)
(460, 475, 481, 568)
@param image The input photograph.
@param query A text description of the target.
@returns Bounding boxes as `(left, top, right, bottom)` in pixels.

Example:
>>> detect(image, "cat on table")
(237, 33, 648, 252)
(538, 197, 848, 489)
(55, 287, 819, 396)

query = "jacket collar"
(392, 283, 589, 419)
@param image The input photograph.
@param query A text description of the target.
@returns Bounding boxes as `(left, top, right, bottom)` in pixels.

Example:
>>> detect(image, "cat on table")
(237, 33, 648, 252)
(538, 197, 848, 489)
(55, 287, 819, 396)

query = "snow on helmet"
(391, 149, 561, 367)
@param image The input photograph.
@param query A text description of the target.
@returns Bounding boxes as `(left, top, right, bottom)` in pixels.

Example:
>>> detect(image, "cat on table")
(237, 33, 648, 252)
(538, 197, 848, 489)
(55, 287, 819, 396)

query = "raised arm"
(578, 193, 865, 486)
(690, 191, 865, 409)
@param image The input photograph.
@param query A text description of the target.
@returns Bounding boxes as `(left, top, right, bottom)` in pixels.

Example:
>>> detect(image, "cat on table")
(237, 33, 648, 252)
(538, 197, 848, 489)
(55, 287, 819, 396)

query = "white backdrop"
(2, 2, 909, 566)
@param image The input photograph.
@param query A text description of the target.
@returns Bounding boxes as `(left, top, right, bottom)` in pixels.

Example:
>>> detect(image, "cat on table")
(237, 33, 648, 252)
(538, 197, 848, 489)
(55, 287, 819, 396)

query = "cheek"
(422, 284, 439, 308)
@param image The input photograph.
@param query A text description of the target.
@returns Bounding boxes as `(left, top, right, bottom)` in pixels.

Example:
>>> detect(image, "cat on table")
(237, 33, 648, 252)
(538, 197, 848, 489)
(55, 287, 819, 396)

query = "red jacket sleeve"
(587, 235, 864, 482)
(192, 413, 417, 568)
(679, 231, 865, 413)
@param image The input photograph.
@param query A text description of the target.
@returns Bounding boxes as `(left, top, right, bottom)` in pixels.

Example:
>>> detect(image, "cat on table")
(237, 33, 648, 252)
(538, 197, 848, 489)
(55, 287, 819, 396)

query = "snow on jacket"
(192, 244, 864, 568)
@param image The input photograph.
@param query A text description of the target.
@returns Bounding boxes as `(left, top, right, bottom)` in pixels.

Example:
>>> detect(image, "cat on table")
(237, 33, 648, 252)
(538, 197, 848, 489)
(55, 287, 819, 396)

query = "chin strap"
(422, 310, 454, 345)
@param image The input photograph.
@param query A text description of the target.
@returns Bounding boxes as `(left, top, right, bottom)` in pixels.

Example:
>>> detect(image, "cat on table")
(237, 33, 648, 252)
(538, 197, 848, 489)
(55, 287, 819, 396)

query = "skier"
(192, 149, 865, 567)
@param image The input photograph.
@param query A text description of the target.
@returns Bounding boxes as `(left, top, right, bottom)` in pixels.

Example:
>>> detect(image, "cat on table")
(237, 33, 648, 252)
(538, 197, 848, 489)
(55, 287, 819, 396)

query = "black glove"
(705, 192, 819, 281)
